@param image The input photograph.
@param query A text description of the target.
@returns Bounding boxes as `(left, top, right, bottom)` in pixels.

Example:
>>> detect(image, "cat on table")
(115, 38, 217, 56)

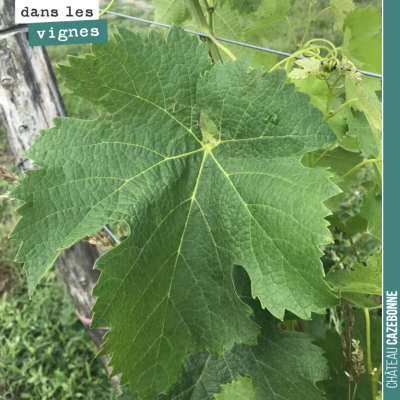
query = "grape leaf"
(359, 186, 382, 244)
(345, 75, 381, 113)
(356, 83, 382, 152)
(181, 2, 277, 65)
(152, 0, 191, 24)
(117, 266, 331, 400)
(325, 252, 382, 295)
(288, 58, 321, 80)
(10, 26, 338, 397)
(214, 376, 257, 400)
(346, 108, 379, 157)
(317, 308, 382, 400)
(326, 214, 367, 236)
(244, 0, 293, 41)
(330, 0, 355, 32)
(294, 77, 351, 145)
(341, 6, 382, 74)
(341, 292, 380, 309)
(301, 147, 363, 211)
(220, 0, 263, 15)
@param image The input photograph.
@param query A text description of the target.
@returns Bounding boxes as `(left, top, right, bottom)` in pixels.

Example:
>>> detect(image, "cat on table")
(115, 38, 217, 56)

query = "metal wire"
(103, 225, 121, 245)
(100, 9, 382, 79)
(0, 10, 382, 78)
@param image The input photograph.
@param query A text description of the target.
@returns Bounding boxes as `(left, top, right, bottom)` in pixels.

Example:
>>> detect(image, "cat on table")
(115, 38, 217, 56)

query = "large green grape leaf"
(220, 0, 263, 15)
(152, 0, 191, 25)
(317, 308, 382, 400)
(330, 0, 355, 32)
(116, 266, 330, 400)
(341, 6, 382, 74)
(10, 26, 338, 398)
(325, 252, 382, 295)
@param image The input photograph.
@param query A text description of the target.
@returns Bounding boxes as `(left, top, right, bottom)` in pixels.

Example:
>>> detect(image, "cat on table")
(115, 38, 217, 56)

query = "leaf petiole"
(327, 233, 369, 275)
(327, 99, 359, 120)
(99, 0, 116, 17)
(313, 7, 331, 23)
(341, 159, 379, 180)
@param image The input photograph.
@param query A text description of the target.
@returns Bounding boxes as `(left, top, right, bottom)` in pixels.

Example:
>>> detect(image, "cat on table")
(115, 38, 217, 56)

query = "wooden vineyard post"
(0, 0, 120, 392)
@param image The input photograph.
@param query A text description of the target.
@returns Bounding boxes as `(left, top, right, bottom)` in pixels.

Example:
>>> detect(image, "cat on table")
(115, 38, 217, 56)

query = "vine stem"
(286, 17, 298, 48)
(308, 152, 314, 168)
(313, 7, 331, 23)
(348, 235, 361, 263)
(351, 383, 358, 400)
(299, 2, 313, 48)
(269, 45, 328, 72)
(341, 159, 379, 180)
(324, 88, 333, 120)
(315, 142, 336, 165)
(326, 233, 369, 275)
(188, 0, 236, 61)
(364, 308, 373, 375)
(372, 363, 382, 399)
(99, 0, 116, 17)
(327, 99, 359, 119)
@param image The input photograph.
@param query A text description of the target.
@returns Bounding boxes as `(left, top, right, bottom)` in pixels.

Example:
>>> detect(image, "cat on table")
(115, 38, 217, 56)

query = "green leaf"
(10, 26, 339, 397)
(342, 292, 381, 309)
(181, 2, 278, 65)
(359, 186, 382, 244)
(325, 252, 382, 295)
(326, 214, 367, 236)
(294, 77, 351, 144)
(288, 58, 321, 80)
(341, 6, 382, 74)
(117, 266, 331, 400)
(317, 308, 382, 399)
(345, 75, 381, 113)
(244, 0, 293, 41)
(330, 0, 355, 32)
(376, 391, 382, 400)
(152, 0, 191, 24)
(302, 147, 363, 211)
(220, 0, 263, 15)
(214, 376, 257, 400)
(355, 83, 382, 153)
(346, 108, 379, 157)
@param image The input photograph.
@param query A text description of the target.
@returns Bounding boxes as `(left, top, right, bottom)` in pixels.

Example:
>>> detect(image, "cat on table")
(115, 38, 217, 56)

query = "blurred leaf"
(341, 7, 382, 74)
(244, 0, 294, 40)
(316, 309, 381, 399)
(359, 186, 382, 244)
(152, 0, 191, 24)
(346, 108, 379, 157)
(325, 252, 382, 295)
(302, 147, 363, 211)
(330, 0, 355, 32)
(356, 83, 382, 153)
(326, 214, 367, 236)
(221, 0, 263, 15)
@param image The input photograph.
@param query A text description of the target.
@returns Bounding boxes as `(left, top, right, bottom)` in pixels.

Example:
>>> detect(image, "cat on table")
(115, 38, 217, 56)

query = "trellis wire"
(0, 10, 382, 79)
(100, 9, 382, 79)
